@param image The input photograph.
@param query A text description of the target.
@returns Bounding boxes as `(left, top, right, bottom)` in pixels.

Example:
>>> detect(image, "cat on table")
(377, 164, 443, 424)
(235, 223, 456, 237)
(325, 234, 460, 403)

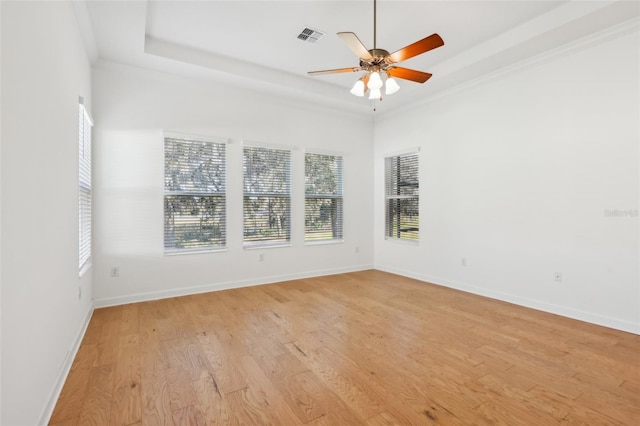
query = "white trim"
(163, 131, 229, 145)
(241, 139, 295, 151)
(304, 147, 345, 157)
(375, 264, 640, 335)
(305, 239, 345, 246)
(93, 265, 374, 308)
(383, 146, 420, 159)
(78, 97, 93, 125)
(383, 237, 419, 246)
(164, 247, 228, 256)
(243, 241, 292, 250)
(39, 303, 94, 425)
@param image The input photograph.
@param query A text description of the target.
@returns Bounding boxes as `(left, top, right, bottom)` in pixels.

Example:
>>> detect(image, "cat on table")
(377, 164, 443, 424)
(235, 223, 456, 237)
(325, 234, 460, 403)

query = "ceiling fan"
(308, 0, 444, 104)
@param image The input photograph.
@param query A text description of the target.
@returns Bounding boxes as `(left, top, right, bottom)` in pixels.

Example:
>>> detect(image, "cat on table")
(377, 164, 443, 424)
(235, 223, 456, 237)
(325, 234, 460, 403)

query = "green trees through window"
(305, 153, 343, 242)
(164, 137, 350, 252)
(243, 146, 291, 246)
(164, 137, 226, 252)
(385, 152, 419, 241)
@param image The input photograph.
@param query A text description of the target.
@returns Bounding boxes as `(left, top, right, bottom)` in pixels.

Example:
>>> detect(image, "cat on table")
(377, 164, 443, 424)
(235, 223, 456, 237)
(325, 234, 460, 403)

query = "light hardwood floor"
(50, 270, 639, 425)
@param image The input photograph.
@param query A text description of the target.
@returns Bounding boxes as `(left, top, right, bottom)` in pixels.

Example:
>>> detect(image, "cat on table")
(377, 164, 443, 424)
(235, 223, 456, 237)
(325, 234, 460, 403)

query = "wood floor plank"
(48, 417, 79, 426)
(171, 405, 206, 426)
(119, 303, 140, 335)
(572, 384, 640, 424)
(194, 331, 246, 395)
(165, 366, 197, 412)
(49, 361, 92, 424)
(224, 387, 273, 425)
(192, 372, 233, 425)
(284, 342, 385, 421)
(109, 334, 142, 426)
(235, 355, 302, 425)
(274, 370, 329, 423)
(473, 397, 556, 425)
(140, 369, 173, 426)
(78, 364, 114, 425)
(51, 270, 640, 426)
(278, 369, 365, 425)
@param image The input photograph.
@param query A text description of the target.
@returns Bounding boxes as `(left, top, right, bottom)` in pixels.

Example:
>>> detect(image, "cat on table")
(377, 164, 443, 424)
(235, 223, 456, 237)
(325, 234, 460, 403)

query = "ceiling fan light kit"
(367, 71, 383, 90)
(308, 0, 444, 109)
(350, 78, 366, 97)
(385, 75, 400, 95)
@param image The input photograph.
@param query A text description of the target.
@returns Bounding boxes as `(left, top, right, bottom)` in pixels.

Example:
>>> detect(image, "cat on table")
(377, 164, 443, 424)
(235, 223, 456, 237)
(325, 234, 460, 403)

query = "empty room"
(1, 0, 639, 425)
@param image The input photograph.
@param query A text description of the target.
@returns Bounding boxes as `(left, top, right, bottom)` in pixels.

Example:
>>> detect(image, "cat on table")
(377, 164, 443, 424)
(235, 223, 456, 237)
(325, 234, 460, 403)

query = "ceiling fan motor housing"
(360, 49, 391, 72)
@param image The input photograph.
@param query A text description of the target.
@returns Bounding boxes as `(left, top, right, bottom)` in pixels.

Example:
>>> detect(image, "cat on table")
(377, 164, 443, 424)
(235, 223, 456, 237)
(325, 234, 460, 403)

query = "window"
(305, 153, 343, 242)
(243, 145, 291, 246)
(78, 100, 93, 272)
(164, 136, 226, 253)
(385, 151, 419, 241)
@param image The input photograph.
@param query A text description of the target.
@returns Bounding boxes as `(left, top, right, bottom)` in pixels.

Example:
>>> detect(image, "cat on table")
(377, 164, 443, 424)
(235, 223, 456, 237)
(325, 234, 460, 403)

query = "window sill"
(164, 248, 228, 256)
(304, 239, 344, 246)
(243, 242, 292, 250)
(384, 237, 419, 246)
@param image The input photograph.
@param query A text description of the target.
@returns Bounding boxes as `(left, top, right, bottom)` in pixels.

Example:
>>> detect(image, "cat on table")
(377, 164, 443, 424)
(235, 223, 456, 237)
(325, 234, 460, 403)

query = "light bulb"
(385, 77, 400, 95)
(368, 88, 381, 100)
(368, 71, 383, 90)
(350, 79, 365, 97)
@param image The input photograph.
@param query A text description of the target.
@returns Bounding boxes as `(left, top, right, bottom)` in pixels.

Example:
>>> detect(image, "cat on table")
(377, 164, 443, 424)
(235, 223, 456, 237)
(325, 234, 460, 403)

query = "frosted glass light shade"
(385, 77, 400, 95)
(350, 79, 365, 97)
(368, 88, 381, 100)
(368, 71, 383, 90)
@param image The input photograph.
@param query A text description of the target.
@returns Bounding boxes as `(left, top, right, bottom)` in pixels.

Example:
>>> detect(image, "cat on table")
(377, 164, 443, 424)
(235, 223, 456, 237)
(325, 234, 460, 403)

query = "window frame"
(163, 134, 228, 254)
(304, 152, 344, 244)
(384, 150, 419, 243)
(78, 99, 93, 275)
(242, 144, 292, 248)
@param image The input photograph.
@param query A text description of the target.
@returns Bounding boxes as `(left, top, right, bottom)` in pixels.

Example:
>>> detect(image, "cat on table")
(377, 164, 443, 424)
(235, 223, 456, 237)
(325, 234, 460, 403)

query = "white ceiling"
(80, 0, 639, 115)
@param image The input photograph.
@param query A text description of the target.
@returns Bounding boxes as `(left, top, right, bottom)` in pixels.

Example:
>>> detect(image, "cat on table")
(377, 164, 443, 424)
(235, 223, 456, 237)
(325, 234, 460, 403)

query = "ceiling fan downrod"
(373, 0, 377, 50)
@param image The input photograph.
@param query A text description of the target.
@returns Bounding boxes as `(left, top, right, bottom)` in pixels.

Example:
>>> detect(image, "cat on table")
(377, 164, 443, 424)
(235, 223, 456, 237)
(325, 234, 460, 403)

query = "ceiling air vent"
(297, 27, 325, 43)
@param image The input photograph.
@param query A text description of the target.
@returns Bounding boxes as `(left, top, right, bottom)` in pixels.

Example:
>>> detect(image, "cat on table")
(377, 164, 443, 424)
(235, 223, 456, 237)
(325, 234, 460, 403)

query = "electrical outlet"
(554, 272, 562, 282)
(461, 257, 467, 267)
(111, 267, 120, 278)
(78, 286, 82, 300)
(259, 253, 264, 262)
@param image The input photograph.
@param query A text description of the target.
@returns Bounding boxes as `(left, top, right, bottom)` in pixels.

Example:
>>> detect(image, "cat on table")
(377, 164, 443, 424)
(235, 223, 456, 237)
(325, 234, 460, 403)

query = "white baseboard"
(94, 264, 373, 308)
(38, 303, 95, 425)
(376, 264, 640, 335)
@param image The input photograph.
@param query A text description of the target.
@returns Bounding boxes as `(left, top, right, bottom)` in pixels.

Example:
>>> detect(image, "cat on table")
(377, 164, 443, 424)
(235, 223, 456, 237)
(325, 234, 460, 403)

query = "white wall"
(1, 2, 94, 425)
(374, 27, 640, 333)
(92, 62, 374, 305)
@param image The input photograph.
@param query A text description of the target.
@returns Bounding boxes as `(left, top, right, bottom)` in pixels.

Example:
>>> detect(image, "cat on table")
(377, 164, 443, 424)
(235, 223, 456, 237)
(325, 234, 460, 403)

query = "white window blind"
(164, 137, 226, 253)
(385, 152, 419, 241)
(305, 153, 343, 242)
(79, 102, 93, 271)
(243, 145, 291, 246)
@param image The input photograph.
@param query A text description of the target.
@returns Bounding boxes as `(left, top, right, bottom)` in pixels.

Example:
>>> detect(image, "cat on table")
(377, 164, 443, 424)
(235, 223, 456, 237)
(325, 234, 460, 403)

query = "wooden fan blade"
(337, 32, 373, 60)
(308, 67, 362, 76)
(387, 67, 433, 83)
(387, 33, 444, 63)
